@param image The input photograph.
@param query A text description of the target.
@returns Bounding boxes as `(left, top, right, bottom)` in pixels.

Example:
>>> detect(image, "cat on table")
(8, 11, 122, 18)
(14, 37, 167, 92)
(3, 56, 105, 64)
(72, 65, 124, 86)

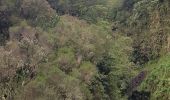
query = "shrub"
(56, 47, 76, 73)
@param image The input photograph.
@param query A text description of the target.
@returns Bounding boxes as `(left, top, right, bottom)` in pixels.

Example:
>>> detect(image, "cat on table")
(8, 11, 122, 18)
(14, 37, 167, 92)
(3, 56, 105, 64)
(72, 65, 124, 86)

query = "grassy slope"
(140, 54, 170, 100)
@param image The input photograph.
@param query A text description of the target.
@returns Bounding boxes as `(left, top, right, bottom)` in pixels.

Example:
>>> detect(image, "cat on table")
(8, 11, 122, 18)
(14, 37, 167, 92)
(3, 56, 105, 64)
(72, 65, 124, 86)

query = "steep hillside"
(140, 54, 170, 100)
(114, 0, 170, 65)
(0, 0, 170, 100)
(117, 0, 170, 99)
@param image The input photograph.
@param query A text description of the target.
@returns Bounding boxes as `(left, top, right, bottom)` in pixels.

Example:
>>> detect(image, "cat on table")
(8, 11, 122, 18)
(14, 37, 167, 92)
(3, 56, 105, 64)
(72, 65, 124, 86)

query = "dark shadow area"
(128, 91, 151, 100)
(0, 10, 10, 45)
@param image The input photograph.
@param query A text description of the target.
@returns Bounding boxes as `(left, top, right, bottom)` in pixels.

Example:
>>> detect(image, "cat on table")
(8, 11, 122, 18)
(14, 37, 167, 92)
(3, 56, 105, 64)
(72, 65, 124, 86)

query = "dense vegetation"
(0, 0, 169, 100)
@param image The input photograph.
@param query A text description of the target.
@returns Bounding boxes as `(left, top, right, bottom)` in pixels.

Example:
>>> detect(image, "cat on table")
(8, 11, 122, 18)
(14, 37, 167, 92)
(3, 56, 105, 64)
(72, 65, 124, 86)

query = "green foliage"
(51, 15, 110, 63)
(19, 0, 59, 29)
(140, 54, 170, 100)
(90, 77, 109, 100)
(15, 58, 93, 100)
(36, 13, 137, 100)
(1, 0, 170, 99)
(56, 47, 76, 73)
(47, 0, 127, 23)
(100, 34, 136, 99)
(79, 61, 97, 84)
(113, 0, 170, 64)
(36, 14, 60, 30)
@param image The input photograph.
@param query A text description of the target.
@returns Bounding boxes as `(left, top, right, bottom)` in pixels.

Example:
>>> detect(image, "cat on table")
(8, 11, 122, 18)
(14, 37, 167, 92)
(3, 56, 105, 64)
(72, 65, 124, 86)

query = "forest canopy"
(0, 0, 170, 100)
